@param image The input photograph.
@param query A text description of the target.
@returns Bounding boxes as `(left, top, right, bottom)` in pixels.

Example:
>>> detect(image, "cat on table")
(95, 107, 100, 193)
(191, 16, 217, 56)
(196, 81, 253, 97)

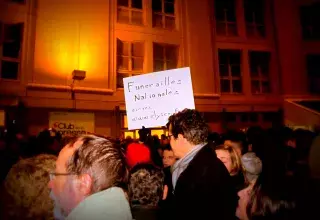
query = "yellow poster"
(49, 112, 95, 136)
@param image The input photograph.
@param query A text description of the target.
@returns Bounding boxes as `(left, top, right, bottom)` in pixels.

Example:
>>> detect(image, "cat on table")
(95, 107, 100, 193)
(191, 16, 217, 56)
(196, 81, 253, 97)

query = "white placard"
(123, 67, 195, 130)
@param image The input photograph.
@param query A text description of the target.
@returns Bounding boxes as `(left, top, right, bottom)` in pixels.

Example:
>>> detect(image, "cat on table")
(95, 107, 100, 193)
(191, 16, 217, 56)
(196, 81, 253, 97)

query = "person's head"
(157, 147, 164, 157)
(162, 145, 176, 168)
(224, 140, 243, 156)
(129, 163, 167, 206)
(208, 132, 222, 145)
(224, 131, 247, 156)
(166, 109, 209, 158)
(2, 154, 56, 219)
(215, 144, 242, 176)
(138, 126, 151, 143)
(241, 152, 262, 185)
(160, 134, 169, 146)
(236, 175, 296, 220)
(125, 142, 152, 169)
(48, 135, 129, 218)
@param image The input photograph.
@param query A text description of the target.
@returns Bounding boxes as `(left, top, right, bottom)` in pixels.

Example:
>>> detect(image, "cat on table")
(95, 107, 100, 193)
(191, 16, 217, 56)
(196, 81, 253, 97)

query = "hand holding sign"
(123, 67, 195, 130)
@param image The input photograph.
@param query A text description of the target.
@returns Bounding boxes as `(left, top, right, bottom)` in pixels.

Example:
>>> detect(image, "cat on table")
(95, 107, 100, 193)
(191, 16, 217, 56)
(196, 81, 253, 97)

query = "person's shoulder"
(192, 143, 219, 164)
(67, 187, 132, 220)
(188, 144, 230, 177)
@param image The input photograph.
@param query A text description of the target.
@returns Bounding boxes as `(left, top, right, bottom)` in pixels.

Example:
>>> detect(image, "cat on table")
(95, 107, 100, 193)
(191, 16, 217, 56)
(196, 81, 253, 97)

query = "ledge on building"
(194, 93, 220, 99)
(27, 83, 114, 95)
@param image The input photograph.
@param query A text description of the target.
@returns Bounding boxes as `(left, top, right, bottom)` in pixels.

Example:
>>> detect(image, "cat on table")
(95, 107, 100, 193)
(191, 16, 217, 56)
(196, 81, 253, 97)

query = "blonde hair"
(215, 144, 242, 176)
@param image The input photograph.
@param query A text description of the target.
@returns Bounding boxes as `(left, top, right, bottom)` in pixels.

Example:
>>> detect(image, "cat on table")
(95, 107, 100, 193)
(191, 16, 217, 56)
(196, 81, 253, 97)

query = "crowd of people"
(0, 108, 320, 219)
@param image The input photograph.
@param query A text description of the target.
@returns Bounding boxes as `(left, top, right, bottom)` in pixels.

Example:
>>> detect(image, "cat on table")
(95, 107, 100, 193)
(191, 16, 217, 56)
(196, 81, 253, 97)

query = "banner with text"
(49, 112, 95, 136)
(123, 67, 195, 130)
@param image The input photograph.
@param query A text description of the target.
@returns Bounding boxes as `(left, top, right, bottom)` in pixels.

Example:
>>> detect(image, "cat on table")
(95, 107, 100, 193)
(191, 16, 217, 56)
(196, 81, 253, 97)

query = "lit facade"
(0, 0, 319, 137)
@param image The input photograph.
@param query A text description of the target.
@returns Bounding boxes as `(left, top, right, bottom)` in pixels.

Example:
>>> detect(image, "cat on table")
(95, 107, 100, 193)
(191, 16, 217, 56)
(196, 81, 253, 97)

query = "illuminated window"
(300, 3, 320, 40)
(152, 0, 175, 29)
(244, 0, 265, 38)
(215, 0, 237, 36)
(151, 129, 165, 137)
(249, 51, 271, 94)
(123, 115, 129, 128)
(117, 40, 144, 88)
(0, 23, 23, 80)
(124, 131, 135, 139)
(121, 115, 167, 139)
(218, 49, 242, 93)
(153, 43, 178, 71)
(117, 0, 143, 25)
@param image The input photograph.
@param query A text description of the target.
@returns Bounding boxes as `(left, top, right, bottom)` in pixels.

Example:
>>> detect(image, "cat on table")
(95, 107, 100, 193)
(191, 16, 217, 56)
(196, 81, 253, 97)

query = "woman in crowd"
(215, 144, 245, 191)
(236, 174, 296, 220)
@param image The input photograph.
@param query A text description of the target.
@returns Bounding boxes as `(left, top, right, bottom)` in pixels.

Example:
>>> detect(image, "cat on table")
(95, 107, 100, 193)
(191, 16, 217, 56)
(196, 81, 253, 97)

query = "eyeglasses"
(49, 172, 78, 181)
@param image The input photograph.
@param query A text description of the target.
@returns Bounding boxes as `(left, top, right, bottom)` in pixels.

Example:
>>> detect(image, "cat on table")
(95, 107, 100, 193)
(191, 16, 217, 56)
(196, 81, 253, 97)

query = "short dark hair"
(247, 175, 296, 219)
(163, 144, 173, 151)
(166, 109, 209, 145)
(224, 130, 248, 153)
(66, 135, 129, 193)
(138, 126, 151, 143)
(128, 163, 164, 206)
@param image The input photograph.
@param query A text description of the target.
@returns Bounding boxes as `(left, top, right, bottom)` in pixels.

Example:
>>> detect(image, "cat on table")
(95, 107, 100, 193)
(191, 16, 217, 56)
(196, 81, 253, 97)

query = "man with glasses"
(166, 109, 237, 219)
(48, 135, 132, 220)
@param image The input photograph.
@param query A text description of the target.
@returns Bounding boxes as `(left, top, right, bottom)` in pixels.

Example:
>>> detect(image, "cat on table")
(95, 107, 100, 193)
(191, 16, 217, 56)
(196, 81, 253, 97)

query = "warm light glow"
(151, 129, 165, 137)
(34, 0, 110, 85)
(123, 129, 167, 139)
(124, 115, 128, 128)
(124, 131, 134, 139)
(123, 115, 167, 138)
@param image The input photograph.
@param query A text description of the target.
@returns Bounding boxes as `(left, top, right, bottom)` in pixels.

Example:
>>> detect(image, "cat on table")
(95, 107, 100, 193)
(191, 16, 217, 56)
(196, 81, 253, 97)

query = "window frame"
(116, 39, 144, 89)
(300, 4, 320, 40)
(153, 42, 179, 72)
(218, 49, 243, 94)
(117, 0, 144, 26)
(243, 0, 266, 38)
(152, 0, 176, 29)
(249, 51, 271, 94)
(214, 0, 238, 36)
(306, 54, 320, 94)
(0, 22, 23, 81)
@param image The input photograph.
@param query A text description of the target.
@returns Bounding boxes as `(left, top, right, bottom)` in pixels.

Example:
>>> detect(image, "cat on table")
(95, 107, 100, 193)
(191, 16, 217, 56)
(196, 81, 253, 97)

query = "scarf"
(172, 143, 207, 190)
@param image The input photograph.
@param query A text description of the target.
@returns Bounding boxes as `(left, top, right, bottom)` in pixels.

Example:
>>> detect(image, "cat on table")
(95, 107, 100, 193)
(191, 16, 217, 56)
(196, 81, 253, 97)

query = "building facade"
(0, 0, 319, 137)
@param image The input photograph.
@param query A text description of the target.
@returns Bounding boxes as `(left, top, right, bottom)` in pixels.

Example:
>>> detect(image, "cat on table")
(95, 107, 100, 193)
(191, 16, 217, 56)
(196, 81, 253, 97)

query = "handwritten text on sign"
(123, 67, 195, 130)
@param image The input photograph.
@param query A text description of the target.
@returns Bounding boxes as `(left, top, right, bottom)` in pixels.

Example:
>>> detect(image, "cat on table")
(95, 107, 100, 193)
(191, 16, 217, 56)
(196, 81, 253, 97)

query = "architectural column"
(184, 0, 215, 94)
(272, 0, 308, 95)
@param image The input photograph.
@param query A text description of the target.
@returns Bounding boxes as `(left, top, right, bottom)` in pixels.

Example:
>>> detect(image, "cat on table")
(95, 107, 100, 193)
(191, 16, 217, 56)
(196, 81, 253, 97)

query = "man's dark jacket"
(173, 143, 238, 219)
